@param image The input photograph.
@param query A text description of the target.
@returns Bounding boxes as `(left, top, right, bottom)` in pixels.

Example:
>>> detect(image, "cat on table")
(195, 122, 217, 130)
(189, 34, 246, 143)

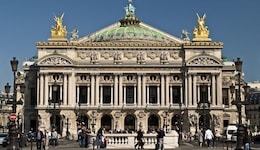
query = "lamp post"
(65, 117, 70, 139)
(6, 57, 24, 150)
(230, 57, 248, 150)
(48, 82, 61, 130)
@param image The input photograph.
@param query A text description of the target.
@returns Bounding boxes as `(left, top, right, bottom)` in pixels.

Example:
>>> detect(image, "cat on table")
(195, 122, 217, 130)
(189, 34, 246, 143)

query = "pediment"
(38, 54, 74, 66)
(186, 55, 223, 66)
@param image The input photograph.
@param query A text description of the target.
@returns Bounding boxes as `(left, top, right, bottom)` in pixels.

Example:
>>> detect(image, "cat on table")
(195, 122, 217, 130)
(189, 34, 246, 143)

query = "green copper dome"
(92, 24, 170, 42)
(91, 0, 172, 43)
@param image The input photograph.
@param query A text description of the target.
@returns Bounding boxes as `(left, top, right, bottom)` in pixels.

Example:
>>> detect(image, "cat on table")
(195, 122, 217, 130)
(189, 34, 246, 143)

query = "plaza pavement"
(11, 139, 260, 150)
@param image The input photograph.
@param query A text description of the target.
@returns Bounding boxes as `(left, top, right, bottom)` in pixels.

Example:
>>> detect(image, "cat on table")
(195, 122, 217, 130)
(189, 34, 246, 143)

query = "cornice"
(36, 42, 182, 48)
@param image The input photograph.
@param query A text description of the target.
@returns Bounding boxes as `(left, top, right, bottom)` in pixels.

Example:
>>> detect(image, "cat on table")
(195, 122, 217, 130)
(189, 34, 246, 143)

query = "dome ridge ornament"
(120, 0, 141, 27)
(51, 13, 67, 39)
(193, 13, 211, 42)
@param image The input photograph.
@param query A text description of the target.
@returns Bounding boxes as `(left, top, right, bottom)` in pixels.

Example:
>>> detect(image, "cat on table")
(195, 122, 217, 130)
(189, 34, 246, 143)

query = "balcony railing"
(86, 131, 179, 149)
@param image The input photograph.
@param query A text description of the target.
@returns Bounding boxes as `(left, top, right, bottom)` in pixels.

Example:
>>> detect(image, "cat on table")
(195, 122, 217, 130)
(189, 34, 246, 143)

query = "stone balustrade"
(87, 130, 179, 149)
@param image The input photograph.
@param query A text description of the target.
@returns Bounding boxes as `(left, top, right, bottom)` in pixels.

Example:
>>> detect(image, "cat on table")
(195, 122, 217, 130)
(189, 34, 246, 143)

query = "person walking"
(50, 128, 58, 148)
(96, 127, 105, 149)
(135, 129, 144, 149)
(156, 128, 165, 150)
(198, 128, 204, 147)
(243, 128, 253, 150)
(204, 128, 214, 148)
(36, 128, 44, 150)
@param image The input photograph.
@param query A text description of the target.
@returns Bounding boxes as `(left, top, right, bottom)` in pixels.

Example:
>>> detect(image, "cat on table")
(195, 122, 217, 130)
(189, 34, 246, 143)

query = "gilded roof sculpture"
(193, 13, 211, 41)
(51, 13, 67, 39)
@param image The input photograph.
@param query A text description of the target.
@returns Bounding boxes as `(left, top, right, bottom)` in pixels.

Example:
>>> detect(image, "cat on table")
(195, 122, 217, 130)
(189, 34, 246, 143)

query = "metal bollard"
(93, 138, 95, 150)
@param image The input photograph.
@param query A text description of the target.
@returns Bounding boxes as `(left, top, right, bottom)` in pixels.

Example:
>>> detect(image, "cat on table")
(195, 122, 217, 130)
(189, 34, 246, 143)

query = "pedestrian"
(156, 128, 165, 150)
(36, 128, 44, 150)
(96, 127, 105, 149)
(198, 128, 204, 147)
(135, 129, 144, 149)
(50, 128, 58, 148)
(43, 129, 49, 150)
(204, 128, 214, 148)
(243, 127, 253, 150)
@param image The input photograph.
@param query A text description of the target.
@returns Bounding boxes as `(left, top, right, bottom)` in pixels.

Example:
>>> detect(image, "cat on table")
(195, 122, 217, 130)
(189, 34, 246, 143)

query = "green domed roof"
(79, 0, 183, 43)
(92, 24, 171, 42)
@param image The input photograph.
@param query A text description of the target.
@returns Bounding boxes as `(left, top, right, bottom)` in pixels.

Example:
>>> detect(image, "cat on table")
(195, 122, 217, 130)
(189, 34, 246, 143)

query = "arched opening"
(148, 114, 159, 133)
(172, 115, 181, 131)
(124, 115, 135, 132)
(50, 115, 61, 134)
(101, 115, 112, 131)
(76, 114, 89, 127)
(199, 114, 210, 129)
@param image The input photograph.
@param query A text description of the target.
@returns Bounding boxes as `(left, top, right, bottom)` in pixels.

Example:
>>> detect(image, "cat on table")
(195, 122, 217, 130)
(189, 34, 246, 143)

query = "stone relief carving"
(170, 51, 180, 59)
(147, 52, 159, 59)
(101, 52, 113, 59)
(160, 52, 169, 64)
(137, 52, 145, 64)
(40, 56, 72, 65)
(77, 52, 90, 59)
(188, 57, 219, 66)
(90, 52, 99, 64)
(124, 52, 137, 59)
(114, 52, 122, 64)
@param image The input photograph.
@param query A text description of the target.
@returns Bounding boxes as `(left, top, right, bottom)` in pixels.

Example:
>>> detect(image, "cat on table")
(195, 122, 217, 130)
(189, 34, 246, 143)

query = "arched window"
(124, 115, 135, 132)
(101, 115, 112, 131)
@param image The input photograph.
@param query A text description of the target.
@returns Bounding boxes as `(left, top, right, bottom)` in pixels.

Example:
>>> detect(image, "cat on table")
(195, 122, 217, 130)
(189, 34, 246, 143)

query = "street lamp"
(230, 57, 247, 150)
(6, 57, 24, 150)
(48, 82, 61, 130)
(65, 117, 71, 139)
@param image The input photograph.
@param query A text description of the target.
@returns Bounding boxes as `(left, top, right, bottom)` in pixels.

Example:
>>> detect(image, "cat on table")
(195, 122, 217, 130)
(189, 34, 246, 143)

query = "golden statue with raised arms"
(51, 13, 67, 38)
(193, 13, 210, 39)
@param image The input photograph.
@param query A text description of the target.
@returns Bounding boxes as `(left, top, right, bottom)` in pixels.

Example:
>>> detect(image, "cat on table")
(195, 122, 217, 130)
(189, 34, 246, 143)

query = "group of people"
(77, 122, 91, 147)
(134, 128, 165, 150)
(32, 127, 58, 150)
(198, 127, 253, 149)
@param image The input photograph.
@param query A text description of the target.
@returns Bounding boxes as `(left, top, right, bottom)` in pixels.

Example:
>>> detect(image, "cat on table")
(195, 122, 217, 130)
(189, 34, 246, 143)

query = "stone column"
(91, 74, 95, 106)
(211, 73, 216, 106)
(134, 85, 137, 105)
(63, 74, 68, 105)
(142, 75, 146, 106)
(188, 74, 192, 106)
(137, 74, 142, 106)
(114, 74, 118, 106)
(192, 74, 197, 106)
(165, 75, 170, 106)
(157, 85, 160, 105)
(95, 75, 100, 105)
(111, 86, 113, 105)
(217, 73, 222, 106)
(37, 73, 40, 106)
(119, 75, 123, 106)
(100, 86, 103, 105)
(44, 73, 48, 106)
(76, 86, 79, 103)
(87, 86, 90, 105)
(67, 73, 73, 105)
(161, 75, 165, 106)
(39, 73, 44, 106)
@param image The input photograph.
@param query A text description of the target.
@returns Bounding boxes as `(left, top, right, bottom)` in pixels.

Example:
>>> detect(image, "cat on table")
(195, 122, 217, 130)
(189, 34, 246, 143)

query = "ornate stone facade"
(21, 1, 247, 139)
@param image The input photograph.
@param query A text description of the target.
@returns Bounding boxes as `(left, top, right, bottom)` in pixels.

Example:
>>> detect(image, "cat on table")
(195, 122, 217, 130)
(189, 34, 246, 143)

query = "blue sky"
(0, 0, 259, 91)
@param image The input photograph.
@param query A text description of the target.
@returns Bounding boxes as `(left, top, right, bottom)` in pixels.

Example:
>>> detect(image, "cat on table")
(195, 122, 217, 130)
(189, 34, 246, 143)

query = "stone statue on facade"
(70, 29, 79, 41)
(181, 29, 190, 41)
(51, 13, 67, 38)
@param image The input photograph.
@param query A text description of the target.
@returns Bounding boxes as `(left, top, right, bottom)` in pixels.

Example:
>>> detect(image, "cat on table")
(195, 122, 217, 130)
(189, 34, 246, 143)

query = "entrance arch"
(124, 115, 135, 132)
(76, 114, 88, 127)
(50, 115, 61, 134)
(101, 115, 112, 131)
(148, 114, 159, 132)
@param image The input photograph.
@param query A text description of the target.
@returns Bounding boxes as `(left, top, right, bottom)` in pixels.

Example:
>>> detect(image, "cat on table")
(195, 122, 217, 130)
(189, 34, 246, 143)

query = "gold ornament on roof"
(51, 13, 67, 38)
(193, 13, 210, 39)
